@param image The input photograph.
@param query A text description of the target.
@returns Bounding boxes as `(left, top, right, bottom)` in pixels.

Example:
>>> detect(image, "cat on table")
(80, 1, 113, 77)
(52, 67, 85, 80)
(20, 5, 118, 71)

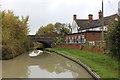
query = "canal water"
(2, 50, 92, 78)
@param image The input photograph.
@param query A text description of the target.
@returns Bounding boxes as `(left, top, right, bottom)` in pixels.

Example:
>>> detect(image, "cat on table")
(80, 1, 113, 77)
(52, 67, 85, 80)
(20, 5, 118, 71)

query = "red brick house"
(65, 31, 102, 44)
(65, 10, 117, 44)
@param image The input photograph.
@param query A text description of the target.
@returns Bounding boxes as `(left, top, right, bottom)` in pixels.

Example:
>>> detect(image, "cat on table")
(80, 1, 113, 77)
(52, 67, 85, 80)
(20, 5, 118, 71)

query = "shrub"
(2, 10, 29, 59)
(105, 15, 120, 59)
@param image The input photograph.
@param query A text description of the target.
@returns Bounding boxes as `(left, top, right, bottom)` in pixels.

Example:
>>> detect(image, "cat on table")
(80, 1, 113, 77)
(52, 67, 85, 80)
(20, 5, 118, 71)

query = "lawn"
(46, 48, 119, 78)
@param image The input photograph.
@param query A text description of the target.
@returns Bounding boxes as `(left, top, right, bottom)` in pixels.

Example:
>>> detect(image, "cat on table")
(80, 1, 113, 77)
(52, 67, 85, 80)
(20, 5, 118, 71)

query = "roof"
(75, 14, 118, 31)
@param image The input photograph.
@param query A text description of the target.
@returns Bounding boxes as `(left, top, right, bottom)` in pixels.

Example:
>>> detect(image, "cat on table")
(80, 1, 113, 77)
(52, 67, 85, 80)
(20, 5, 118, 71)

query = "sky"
(0, 0, 119, 35)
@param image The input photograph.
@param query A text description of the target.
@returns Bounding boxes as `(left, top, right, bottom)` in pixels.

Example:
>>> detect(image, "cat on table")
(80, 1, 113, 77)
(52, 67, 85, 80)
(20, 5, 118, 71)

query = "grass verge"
(46, 48, 119, 78)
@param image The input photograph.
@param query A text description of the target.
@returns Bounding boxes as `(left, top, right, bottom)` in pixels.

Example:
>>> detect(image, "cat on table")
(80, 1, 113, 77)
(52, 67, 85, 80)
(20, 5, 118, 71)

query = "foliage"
(53, 37, 65, 44)
(105, 15, 120, 59)
(36, 22, 71, 37)
(36, 24, 55, 36)
(46, 48, 119, 78)
(1, 10, 29, 59)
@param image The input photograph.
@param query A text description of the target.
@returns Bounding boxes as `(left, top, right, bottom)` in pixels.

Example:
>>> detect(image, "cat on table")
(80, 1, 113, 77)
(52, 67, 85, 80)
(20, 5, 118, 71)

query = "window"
(81, 35, 85, 43)
(78, 36, 82, 43)
(66, 37, 70, 43)
(68, 37, 71, 43)
(71, 36, 77, 43)
(72, 37, 74, 43)
(66, 37, 68, 43)
(74, 36, 77, 43)
(78, 35, 85, 43)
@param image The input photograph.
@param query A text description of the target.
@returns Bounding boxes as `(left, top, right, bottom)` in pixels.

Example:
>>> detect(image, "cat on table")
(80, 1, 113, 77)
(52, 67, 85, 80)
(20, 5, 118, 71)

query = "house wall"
(79, 26, 108, 32)
(65, 33, 86, 44)
(55, 32, 104, 53)
(65, 32, 102, 44)
(86, 32, 102, 42)
(72, 20, 79, 33)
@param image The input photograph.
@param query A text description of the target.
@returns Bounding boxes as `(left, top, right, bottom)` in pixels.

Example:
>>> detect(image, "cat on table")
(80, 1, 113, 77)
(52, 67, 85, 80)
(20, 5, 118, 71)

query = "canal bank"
(44, 49, 100, 80)
(2, 47, 30, 60)
(1, 42, 34, 60)
(2, 50, 93, 78)
(45, 48, 119, 79)
(1, 44, 32, 60)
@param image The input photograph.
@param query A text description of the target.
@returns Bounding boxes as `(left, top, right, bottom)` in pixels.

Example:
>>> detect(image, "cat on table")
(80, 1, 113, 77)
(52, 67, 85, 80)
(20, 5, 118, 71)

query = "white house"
(71, 10, 117, 33)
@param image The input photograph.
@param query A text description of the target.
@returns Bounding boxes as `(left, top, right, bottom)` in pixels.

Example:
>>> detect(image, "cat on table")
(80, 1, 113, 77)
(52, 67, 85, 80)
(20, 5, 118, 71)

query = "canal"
(2, 50, 93, 78)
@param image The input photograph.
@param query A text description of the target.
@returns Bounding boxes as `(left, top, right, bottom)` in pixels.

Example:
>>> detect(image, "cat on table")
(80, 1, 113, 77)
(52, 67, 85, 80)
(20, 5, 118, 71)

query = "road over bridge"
(28, 35, 59, 48)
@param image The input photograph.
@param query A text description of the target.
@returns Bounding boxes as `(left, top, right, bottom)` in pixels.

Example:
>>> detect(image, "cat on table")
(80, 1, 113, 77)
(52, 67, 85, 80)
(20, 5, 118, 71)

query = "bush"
(53, 37, 65, 44)
(2, 10, 29, 59)
(105, 15, 120, 59)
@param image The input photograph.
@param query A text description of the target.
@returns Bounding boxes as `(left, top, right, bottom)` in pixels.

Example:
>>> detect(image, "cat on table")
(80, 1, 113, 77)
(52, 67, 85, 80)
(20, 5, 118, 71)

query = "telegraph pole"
(102, 0, 104, 43)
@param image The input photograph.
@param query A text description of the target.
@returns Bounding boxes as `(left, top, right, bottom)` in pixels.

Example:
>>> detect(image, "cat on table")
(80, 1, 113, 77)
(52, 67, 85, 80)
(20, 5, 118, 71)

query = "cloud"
(1, 0, 119, 35)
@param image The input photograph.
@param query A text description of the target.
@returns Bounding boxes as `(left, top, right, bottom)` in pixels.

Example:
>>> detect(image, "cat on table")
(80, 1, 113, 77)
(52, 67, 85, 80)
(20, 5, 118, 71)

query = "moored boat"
(29, 50, 43, 57)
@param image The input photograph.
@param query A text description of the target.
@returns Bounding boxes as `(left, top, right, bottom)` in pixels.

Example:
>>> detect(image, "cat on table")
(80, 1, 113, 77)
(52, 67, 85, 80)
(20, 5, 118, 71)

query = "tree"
(2, 10, 29, 59)
(54, 22, 71, 36)
(36, 24, 57, 36)
(36, 22, 71, 37)
(53, 37, 65, 44)
(54, 22, 65, 34)
(67, 23, 72, 33)
(105, 15, 120, 59)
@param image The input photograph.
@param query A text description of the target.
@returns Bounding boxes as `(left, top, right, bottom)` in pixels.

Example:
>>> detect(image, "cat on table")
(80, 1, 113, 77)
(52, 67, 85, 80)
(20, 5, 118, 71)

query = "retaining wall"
(55, 43, 104, 53)
(82, 46, 104, 53)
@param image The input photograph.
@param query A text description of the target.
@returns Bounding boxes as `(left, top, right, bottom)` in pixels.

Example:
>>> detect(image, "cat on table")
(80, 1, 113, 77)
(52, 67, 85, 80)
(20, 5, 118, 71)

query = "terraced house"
(65, 10, 117, 44)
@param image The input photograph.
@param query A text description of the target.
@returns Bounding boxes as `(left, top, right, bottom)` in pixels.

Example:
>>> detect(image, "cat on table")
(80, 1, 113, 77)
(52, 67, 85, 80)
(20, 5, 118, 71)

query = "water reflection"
(2, 50, 92, 78)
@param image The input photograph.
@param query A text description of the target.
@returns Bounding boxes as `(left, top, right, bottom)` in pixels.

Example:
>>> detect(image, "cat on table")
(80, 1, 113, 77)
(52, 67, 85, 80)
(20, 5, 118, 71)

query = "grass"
(46, 48, 119, 78)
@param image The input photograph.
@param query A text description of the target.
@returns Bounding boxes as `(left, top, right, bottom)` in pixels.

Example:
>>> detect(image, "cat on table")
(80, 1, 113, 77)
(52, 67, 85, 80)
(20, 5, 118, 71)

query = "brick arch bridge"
(28, 35, 58, 48)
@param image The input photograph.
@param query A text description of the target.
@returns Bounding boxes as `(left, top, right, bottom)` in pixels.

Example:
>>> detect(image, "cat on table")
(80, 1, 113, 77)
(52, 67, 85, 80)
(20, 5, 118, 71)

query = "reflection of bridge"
(28, 35, 58, 47)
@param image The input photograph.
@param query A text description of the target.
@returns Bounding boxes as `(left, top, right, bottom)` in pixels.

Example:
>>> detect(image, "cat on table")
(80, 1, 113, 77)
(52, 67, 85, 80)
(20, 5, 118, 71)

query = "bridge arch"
(28, 35, 58, 49)
(37, 41, 51, 48)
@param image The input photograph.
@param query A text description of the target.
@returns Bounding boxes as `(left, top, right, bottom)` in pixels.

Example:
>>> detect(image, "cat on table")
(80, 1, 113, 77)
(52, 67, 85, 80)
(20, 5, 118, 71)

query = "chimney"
(73, 14, 77, 21)
(98, 10, 102, 19)
(88, 14, 93, 21)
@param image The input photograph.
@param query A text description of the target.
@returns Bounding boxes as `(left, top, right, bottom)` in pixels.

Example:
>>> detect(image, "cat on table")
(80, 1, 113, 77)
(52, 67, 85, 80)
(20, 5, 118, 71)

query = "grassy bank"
(46, 48, 119, 78)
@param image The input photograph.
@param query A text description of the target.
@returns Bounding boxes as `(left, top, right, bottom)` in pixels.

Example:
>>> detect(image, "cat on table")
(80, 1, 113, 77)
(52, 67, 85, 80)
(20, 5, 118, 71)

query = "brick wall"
(55, 43, 82, 49)
(65, 31, 102, 43)
(82, 46, 104, 53)
(86, 33, 102, 42)
(57, 31, 104, 53)
(55, 43, 104, 53)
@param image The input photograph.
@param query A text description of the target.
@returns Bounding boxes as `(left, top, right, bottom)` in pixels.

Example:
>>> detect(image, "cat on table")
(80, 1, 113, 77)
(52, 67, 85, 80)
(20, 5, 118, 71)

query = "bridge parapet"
(28, 35, 59, 48)
(28, 35, 59, 43)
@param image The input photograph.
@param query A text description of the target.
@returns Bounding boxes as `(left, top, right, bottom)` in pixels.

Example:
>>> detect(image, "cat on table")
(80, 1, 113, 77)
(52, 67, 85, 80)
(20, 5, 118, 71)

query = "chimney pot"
(73, 14, 77, 21)
(88, 14, 93, 21)
(98, 10, 102, 19)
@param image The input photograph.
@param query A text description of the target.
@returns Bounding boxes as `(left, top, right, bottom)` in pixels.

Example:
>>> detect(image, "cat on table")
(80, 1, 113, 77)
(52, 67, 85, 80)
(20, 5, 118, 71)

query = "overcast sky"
(0, 0, 119, 35)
